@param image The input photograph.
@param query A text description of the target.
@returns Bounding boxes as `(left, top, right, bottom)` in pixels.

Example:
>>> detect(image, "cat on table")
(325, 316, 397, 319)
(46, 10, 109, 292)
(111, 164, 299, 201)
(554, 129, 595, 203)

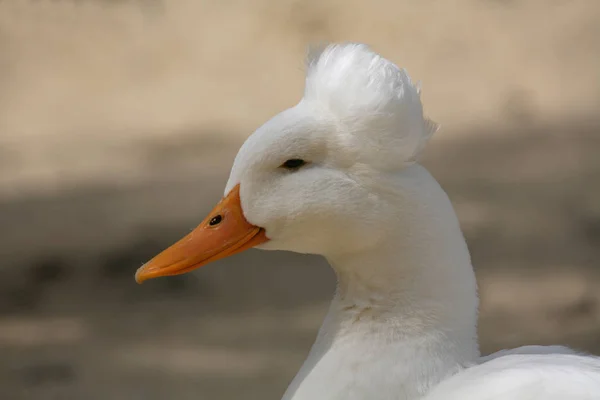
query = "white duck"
(135, 43, 600, 399)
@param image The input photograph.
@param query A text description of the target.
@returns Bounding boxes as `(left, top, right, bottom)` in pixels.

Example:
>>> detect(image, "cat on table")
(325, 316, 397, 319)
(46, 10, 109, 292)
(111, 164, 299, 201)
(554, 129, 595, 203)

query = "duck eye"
(280, 159, 306, 170)
(208, 215, 222, 226)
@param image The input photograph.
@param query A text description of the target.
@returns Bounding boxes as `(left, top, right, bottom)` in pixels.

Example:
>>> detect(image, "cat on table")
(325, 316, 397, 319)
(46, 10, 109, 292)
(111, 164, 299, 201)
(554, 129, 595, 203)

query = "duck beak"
(135, 184, 268, 284)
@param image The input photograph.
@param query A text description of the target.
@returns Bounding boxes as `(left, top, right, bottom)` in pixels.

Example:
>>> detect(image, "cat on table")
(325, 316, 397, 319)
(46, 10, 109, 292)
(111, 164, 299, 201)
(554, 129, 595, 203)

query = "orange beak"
(135, 184, 269, 284)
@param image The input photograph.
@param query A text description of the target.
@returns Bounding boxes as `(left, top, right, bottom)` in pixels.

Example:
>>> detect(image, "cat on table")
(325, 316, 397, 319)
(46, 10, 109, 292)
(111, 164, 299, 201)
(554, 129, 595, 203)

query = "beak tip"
(135, 265, 148, 284)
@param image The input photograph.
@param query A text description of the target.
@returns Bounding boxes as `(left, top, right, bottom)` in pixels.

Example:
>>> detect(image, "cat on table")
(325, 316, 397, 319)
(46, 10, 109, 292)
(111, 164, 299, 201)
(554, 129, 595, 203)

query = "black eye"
(208, 215, 222, 226)
(280, 159, 307, 170)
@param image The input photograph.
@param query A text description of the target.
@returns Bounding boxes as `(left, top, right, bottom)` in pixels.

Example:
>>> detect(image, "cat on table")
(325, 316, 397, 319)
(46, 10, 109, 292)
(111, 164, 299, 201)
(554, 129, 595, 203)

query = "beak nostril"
(134, 184, 269, 284)
(209, 215, 223, 226)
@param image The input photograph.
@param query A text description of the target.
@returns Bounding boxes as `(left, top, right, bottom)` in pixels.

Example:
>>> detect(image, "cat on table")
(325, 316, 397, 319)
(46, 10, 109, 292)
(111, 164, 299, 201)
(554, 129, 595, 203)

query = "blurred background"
(1, 0, 599, 399)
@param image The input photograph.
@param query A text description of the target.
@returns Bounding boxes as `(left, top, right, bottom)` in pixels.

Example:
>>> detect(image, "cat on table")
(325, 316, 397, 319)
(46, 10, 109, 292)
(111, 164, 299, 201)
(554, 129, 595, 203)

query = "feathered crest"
(303, 43, 438, 168)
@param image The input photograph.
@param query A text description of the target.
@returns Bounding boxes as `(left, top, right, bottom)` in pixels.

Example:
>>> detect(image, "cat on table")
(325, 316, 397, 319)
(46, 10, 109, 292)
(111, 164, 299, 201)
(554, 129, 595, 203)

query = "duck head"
(135, 43, 438, 283)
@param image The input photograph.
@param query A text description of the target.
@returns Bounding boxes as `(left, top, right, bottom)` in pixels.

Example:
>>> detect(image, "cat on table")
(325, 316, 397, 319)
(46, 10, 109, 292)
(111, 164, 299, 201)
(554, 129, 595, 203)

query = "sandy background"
(0, 0, 599, 399)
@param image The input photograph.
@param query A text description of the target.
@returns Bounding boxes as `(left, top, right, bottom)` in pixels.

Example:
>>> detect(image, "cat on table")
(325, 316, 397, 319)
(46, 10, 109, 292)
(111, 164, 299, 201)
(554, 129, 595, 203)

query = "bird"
(135, 43, 600, 400)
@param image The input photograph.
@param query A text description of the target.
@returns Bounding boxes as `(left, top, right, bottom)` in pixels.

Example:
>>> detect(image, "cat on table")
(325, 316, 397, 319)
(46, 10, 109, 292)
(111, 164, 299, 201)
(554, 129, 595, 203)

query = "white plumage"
(139, 42, 600, 399)
(229, 43, 600, 399)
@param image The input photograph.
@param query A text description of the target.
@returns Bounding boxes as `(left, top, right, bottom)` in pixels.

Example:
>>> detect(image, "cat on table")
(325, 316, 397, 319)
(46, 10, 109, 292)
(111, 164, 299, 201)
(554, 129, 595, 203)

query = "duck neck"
(327, 241, 479, 355)
(284, 166, 479, 399)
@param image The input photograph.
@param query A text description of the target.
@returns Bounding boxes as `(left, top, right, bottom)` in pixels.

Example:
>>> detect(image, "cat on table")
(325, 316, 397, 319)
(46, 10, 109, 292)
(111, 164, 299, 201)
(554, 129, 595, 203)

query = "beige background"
(0, 1, 599, 399)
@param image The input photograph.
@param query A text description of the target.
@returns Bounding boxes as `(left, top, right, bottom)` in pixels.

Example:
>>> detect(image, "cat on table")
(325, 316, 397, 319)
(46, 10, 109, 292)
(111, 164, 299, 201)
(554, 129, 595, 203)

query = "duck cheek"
(252, 220, 322, 254)
(238, 189, 271, 229)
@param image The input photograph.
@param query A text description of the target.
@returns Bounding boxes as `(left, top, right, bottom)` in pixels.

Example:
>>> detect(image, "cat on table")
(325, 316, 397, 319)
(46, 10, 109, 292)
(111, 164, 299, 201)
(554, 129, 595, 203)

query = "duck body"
(426, 351, 600, 400)
(135, 43, 600, 399)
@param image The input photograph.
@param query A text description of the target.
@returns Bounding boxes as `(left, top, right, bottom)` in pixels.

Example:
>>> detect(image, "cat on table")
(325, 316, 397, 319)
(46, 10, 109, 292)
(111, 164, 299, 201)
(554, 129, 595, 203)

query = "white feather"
(304, 43, 437, 169)
(219, 43, 600, 399)
(425, 353, 600, 400)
